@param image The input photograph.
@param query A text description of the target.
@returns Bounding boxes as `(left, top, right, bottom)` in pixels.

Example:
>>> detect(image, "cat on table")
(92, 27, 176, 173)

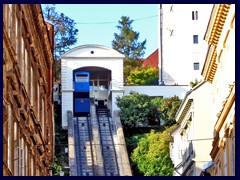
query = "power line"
(187, 136, 235, 142)
(133, 15, 158, 21)
(53, 143, 128, 146)
(75, 15, 157, 25)
(187, 138, 214, 142)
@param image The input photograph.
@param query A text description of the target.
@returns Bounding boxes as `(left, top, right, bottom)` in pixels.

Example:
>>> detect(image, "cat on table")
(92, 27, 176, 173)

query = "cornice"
(210, 132, 220, 159)
(204, 4, 231, 46)
(215, 83, 235, 132)
(202, 45, 217, 83)
(202, 4, 231, 83)
(30, 5, 53, 68)
(176, 99, 193, 123)
(3, 24, 16, 65)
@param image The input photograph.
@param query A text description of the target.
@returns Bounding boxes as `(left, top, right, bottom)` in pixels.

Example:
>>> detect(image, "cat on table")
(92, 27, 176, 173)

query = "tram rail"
(74, 116, 95, 176)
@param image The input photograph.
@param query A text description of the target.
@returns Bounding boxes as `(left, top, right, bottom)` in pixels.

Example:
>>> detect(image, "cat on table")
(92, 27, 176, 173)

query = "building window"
(19, 137, 25, 176)
(30, 66, 34, 104)
(41, 98, 45, 136)
(14, 122, 19, 175)
(193, 63, 199, 70)
(15, 15, 18, 53)
(25, 145, 28, 175)
(20, 37, 25, 79)
(8, 4, 13, 37)
(37, 82, 40, 119)
(36, 166, 40, 176)
(7, 105, 13, 172)
(193, 35, 198, 44)
(224, 146, 228, 175)
(231, 135, 235, 175)
(192, 11, 198, 20)
(24, 48, 29, 93)
(30, 157, 34, 175)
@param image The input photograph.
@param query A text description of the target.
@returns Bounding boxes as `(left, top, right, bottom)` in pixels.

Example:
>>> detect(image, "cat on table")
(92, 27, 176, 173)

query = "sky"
(42, 4, 159, 59)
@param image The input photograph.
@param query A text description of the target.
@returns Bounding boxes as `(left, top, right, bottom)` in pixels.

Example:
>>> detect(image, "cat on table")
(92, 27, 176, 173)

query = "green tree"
(42, 4, 79, 80)
(112, 16, 146, 84)
(116, 91, 158, 128)
(124, 59, 143, 84)
(152, 96, 182, 127)
(128, 67, 159, 85)
(131, 125, 177, 176)
(112, 16, 146, 59)
(50, 161, 62, 176)
(126, 133, 147, 176)
(190, 78, 201, 89)
(126, 133, 147, 154)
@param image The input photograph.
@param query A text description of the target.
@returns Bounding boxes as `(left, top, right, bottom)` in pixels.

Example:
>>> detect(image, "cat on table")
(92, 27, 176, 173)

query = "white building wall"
(173, 82, 213, 176)
(124, 85, 190, 99)
(112, 91, 124, 115)
(61, 91, 73, 128)
(191, 82, 213, 175)
(61, 59, 74, 91)
(170, 126, 183, 176)
(158, 4, 213, 85)
(61, 45, 124, 129)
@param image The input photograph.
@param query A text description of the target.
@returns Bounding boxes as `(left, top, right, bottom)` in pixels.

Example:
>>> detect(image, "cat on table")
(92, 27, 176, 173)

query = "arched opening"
(73, 66, 112, 109)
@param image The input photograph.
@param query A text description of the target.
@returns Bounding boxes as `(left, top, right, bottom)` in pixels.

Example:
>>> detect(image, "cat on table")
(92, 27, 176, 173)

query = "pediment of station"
(61, 44, 125, 59)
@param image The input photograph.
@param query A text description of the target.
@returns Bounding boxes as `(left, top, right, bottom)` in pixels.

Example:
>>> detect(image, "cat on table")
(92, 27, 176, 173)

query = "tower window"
(192, 11, 198, 20)
(194, 63, 200, 70)
(193, 35, 198, 44)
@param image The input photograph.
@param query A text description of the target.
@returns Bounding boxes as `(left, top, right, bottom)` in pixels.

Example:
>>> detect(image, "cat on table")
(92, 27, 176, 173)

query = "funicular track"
(73, 116, 95, 176)
(96, 106, 119, 176)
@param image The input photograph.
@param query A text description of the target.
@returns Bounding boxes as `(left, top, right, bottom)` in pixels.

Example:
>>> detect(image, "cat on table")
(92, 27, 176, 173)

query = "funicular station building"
(61, 45, 132, 176)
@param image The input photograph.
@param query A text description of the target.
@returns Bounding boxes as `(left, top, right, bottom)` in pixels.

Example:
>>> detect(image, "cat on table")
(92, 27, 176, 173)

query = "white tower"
(158, 4, 213, 85)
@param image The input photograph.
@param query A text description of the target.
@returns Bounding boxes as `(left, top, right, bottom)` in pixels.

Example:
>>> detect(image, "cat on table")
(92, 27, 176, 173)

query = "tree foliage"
(117, 93, 182, 175)
(116, 92, 181, 129)
(112, 16, 146, 60)
(126, 133, 147, 176)
(50, 161, 62, 176)
(151, 96, 182, 126)
(42, 4, 79, 80)
(116, 92, 158, 128)
(124, 59, 143, 85)
(131, 125, 177, 176)
(112, 16, 146, 84)
(190, 78, 201, 89)
(126, 133, 147, 153)
(128, 67, 159, 85)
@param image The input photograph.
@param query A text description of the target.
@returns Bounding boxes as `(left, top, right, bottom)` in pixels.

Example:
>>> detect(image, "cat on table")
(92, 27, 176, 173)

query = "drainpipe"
(159, 4, 165, 85)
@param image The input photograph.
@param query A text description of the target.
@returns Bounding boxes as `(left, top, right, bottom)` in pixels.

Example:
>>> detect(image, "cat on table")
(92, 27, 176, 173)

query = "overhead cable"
(75, 15, 157, 25)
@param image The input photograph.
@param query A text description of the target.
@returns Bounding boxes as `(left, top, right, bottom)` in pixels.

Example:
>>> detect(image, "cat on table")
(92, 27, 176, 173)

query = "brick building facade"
(3, 4, 54, 176)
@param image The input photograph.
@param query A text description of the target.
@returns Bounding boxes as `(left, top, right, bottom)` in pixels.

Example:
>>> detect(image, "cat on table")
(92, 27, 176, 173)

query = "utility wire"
(75, 15, 157, 25)
(187, 138, 214, 142)
(53, 143, 128, 146)
(51, 136, 235, 146)
(187, 136, 235, 142)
